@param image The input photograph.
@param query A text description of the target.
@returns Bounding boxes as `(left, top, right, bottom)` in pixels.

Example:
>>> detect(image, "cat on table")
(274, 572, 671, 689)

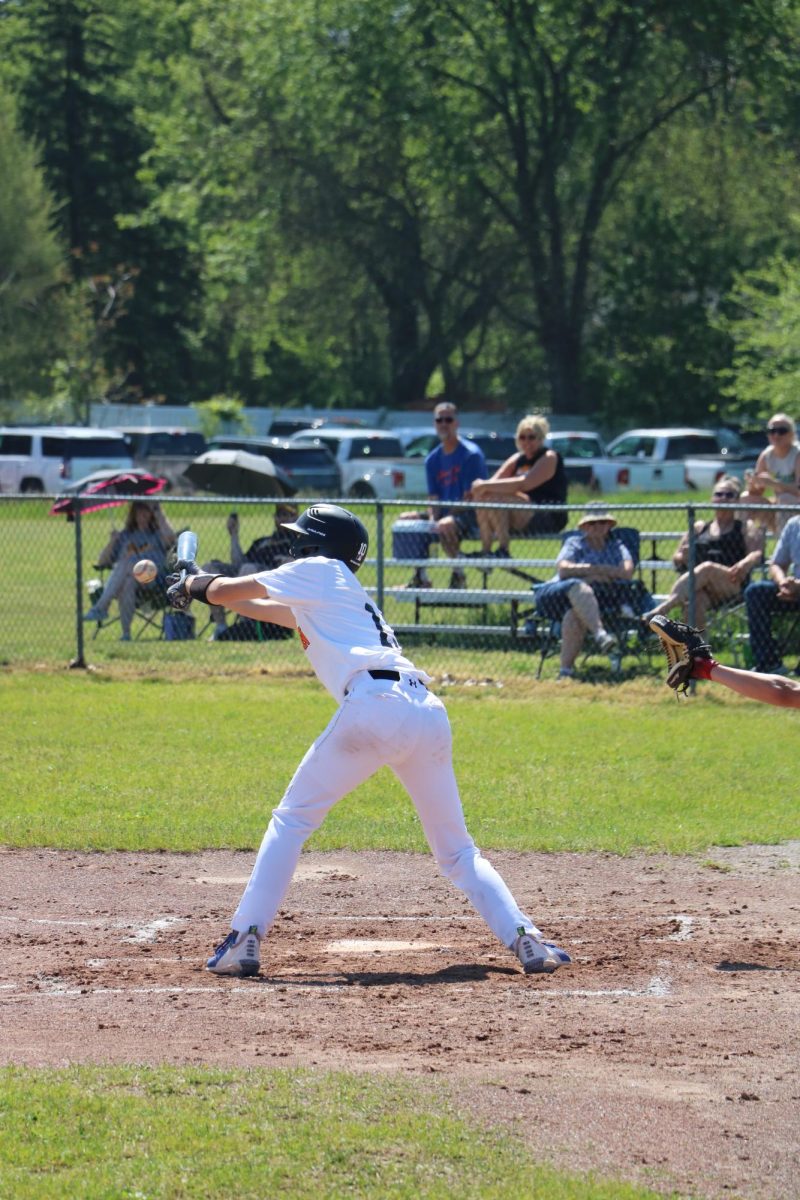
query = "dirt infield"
(2, 845, 799, 1199)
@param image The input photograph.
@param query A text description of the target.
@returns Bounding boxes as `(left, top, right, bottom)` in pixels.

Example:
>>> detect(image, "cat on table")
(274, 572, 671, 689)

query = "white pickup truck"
(587, 427, 726, 494)
(290, 427, 428, 500)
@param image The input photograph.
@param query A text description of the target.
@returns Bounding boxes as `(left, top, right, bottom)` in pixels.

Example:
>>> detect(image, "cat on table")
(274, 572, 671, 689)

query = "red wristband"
(691, 656, 716, 680)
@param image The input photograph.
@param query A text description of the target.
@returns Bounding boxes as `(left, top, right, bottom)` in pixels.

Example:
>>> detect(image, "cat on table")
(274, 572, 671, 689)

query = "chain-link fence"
(2, 494, 798, 683)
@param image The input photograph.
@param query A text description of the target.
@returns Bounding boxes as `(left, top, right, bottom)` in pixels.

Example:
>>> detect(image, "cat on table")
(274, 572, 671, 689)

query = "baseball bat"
(177, 530, 198, 564)
(176, 529, 199, 590)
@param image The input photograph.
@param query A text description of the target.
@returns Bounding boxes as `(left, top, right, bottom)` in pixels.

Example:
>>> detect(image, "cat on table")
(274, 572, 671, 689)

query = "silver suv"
(0, 426, 133, 493)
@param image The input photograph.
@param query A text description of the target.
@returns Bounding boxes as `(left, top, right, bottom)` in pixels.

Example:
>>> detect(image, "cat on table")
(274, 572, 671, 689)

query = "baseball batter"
(167, 504, 571, 978)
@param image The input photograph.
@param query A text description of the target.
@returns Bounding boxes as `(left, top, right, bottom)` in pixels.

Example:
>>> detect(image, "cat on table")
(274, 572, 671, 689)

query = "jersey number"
(364, 602, 399, 649)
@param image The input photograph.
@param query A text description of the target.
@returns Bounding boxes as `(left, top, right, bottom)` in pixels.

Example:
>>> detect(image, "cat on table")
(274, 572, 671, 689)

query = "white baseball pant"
(232, 670, 537, 948)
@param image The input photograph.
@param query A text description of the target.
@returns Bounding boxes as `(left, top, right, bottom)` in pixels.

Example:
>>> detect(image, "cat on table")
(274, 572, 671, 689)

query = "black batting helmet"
(281, 504, 369, 573)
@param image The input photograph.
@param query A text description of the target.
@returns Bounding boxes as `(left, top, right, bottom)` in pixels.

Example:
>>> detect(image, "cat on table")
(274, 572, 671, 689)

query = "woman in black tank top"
(470, 416, 568, 555)
(642, 477, 765, 628)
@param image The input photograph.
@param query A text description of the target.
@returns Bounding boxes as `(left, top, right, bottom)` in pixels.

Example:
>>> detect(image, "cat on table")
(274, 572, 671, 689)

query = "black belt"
(368, 669, 400, 682)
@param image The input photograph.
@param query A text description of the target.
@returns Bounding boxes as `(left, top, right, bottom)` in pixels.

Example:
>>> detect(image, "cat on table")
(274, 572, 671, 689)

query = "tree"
(713, 253, 800, 420)
(132, 0, 517, 408)
(412, 0, 800, 414)
(0, 0, 204, 405)
(0, 84, 70, 408)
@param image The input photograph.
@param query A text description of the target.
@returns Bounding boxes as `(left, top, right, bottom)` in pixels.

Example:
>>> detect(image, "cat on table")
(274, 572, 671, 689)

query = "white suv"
(0, 426, 134, 493)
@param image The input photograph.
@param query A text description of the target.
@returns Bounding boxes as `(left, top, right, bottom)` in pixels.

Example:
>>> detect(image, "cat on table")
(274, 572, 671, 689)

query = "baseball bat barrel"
(177, 530, 198, 565)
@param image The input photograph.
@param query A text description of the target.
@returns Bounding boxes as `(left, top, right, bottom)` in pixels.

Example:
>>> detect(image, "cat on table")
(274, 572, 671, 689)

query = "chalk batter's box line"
(0, 977, 673, 999)
(0, 912, 701, 926)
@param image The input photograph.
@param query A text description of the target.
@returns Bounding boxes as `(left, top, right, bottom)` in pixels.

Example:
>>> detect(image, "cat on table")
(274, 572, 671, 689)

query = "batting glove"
(166, 560, 199, 610)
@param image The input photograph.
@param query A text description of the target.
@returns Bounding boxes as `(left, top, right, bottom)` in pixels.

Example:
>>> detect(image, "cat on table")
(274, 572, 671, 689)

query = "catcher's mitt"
(648, 615, 714, 694)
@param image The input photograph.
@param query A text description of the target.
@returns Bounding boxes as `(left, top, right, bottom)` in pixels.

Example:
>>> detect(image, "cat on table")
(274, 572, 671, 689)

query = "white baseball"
(133, 558, 157, 584)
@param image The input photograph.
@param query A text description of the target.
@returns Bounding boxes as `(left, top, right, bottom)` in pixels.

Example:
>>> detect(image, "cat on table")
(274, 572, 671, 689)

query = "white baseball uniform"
(230, 555, 540, 949)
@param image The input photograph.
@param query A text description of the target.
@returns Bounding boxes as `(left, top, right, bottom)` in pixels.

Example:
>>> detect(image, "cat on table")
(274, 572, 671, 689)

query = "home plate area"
(1, 846, 799, 1199)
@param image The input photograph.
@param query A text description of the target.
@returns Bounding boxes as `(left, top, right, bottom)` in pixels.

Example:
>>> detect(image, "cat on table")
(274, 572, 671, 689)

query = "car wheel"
(20, 479, 44, 494)
(348, 482, 376, 499)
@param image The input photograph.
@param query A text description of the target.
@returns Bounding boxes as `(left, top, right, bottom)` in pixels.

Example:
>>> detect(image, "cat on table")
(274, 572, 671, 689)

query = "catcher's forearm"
(710, 663, 800, 708)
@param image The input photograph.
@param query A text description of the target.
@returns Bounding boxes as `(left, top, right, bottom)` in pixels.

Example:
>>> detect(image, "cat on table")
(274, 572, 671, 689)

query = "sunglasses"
(712, 491, 737, 500)
(518, 432, 540, 441)
(435, 415, 455, 424)
(767, 425, 791, 435)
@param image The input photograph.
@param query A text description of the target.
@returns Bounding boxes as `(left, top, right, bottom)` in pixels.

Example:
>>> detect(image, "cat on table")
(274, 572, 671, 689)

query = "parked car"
(591, 427, 715, 493)
(0, 426, 133, 493)
(264, 416, 318, 438)
(545, 431, 608, 488)
(207, 435, 340, 496)
(289, 427, 428, 499)
(119, 427, 207, 492)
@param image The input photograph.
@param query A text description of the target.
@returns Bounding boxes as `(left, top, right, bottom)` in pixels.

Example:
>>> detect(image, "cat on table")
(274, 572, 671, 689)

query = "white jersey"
(256, 556, 424, 701)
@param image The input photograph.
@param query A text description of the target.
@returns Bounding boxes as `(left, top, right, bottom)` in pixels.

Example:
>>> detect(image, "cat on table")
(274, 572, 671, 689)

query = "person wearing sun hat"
(534, 506, 651, 678)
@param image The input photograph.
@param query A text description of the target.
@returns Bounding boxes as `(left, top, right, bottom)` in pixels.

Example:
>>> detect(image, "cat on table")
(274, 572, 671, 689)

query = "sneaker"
(449, 570, 467, 589)
(594, 630, 617, 654)
(491, 547, 511, 560)
(206, 926, 261, 976)
(557, 668, 575, 680)
(512, 927, 571, 975)
(83, 605, 106, 622)
(119, 633, 131, 642)
(402, 570, 432, 589)
(647, 615, 712, 659)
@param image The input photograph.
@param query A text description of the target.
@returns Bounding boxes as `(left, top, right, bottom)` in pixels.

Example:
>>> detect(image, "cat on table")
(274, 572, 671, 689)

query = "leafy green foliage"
(714, 253, 800, 418)
(1, 0, 800, 421)
(0, 85, 70, 408)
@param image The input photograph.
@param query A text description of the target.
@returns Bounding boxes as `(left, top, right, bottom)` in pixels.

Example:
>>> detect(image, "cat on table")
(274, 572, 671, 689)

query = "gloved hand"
(166, 560, 200, 610)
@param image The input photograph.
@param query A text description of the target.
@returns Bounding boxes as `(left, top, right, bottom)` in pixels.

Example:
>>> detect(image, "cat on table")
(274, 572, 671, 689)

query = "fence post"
(376, 501, 384, 610)
(70, 504, 87, 669)
(686, 505, 697, 629)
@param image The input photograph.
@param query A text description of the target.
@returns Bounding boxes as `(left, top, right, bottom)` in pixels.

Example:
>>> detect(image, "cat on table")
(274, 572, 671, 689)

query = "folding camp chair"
(85, 570, 172, 641)
(521, 527, 654, 678)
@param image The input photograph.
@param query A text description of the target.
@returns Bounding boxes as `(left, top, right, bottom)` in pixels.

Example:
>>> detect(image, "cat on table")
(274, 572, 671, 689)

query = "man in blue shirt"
(419, 402, 487, 588)
(744, 512, 800, 673)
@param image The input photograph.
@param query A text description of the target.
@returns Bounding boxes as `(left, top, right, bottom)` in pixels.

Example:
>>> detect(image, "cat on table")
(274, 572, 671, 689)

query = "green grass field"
(0, 489, 714, 671)
(0, 1067, 667, 1199)
(0, 489, 788, 1200)
(1, 673, 796, 854)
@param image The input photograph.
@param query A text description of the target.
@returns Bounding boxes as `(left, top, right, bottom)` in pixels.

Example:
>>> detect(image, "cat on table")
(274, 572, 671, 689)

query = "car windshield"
(547, 435, 603, 458)
(470, 435, 517, 459)
(140, 432, 206, 456)
(261, 446, 334, 468)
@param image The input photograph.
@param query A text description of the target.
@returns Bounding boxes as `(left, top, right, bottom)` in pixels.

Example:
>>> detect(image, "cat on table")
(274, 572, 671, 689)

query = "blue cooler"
(391, 519, 439, 560)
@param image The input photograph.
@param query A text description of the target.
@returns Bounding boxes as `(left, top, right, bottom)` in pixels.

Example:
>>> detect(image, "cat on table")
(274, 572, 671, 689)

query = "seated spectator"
(397, 402, 487, 590)
(470, 415, 567, 558)
(534, 509, 653, 679)
(643, 477, 764, 629)
(204, 504, 298, 639)
(744, 512, 800, 674)
(738, 469, 777, 535)
(83, 500, 176, 640)
(752, 412, 800, 531)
